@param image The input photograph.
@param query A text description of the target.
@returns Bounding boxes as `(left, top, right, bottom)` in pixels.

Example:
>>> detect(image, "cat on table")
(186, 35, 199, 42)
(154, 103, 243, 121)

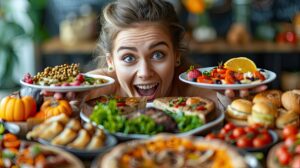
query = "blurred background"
(0, 0, 299, 95)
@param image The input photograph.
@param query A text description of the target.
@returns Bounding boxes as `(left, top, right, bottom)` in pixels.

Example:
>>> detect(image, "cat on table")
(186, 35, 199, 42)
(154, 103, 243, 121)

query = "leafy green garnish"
(2, 150, 16, 159)
(30, 145, 41, 157)
(203, 71, 211, 77)
(165, 110, 203, 132)
(90, 100, 163, 135)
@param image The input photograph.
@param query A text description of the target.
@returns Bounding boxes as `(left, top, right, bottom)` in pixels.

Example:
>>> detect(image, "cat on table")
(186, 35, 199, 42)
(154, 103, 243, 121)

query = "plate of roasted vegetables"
(179, 57, 276, 90)
(20, 64, 114, 92)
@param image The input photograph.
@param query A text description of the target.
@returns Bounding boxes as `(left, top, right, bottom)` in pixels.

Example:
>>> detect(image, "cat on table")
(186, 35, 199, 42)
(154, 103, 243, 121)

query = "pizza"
(85, 95, 147, 115)
(100, 134, 247, 168)
(153, 97, 215, 123)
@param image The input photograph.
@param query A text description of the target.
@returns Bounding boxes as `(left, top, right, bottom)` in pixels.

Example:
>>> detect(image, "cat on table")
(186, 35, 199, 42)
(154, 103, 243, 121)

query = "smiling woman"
(85, 0, 217, 102)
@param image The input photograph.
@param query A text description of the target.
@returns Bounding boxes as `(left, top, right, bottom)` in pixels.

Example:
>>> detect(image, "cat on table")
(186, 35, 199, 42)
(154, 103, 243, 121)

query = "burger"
(276, 111, 300, 129)
(226, 99, 253, 126)
(248, 102, 278, 128)
(281, 90, 300, 113)
(253, 89, 282, 108)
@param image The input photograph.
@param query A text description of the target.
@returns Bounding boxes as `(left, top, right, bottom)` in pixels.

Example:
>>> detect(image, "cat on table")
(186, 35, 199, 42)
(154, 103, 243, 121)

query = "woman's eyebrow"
(149, 41, 169, 49)
(117, 46, 137, 52)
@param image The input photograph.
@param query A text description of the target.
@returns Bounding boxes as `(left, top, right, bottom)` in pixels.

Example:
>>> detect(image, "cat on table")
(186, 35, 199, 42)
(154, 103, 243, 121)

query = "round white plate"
(179, 67, 276, 90)
(20, 73, 115, 92)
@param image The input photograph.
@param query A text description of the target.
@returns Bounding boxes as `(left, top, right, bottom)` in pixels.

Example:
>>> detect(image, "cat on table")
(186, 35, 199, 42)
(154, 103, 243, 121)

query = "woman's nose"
(137, 61, 153, 80)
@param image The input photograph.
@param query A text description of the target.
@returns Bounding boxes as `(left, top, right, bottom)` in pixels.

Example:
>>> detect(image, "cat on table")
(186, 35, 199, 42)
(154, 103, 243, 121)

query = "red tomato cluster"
(205, 123, 273, 149)
(275, 125, 300, 167)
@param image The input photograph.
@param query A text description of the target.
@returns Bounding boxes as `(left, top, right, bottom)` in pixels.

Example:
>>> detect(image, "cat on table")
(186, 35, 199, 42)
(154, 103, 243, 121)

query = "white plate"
(20, 73, 115, 92)
(80, 102, 224, 141)
(179, 67, 276, 90)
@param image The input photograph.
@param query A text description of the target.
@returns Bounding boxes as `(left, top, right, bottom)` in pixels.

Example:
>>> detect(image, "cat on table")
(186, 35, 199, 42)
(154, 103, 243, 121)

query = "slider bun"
(276, 111, 300, 129)
(225, 115, 248, 127)
(253, 90, 282, 108)
(248, 115, 274, 128)
(227, 99, 252, 120)
(252, 102, 278, 116)
(282, 90, 300, 113)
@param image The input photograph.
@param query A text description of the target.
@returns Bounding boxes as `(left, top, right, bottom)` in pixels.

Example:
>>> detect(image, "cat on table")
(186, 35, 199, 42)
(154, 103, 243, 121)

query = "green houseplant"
(0, 0, 47, 90)
(0, 0, 32, 89)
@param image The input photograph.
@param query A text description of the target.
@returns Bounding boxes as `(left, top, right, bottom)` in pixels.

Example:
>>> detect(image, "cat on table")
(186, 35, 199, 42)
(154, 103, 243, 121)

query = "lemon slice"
(224, 57, 257, 73)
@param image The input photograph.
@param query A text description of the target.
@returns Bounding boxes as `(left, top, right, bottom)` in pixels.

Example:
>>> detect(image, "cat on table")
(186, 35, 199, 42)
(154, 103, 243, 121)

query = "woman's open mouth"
(134, 83, 159, 100)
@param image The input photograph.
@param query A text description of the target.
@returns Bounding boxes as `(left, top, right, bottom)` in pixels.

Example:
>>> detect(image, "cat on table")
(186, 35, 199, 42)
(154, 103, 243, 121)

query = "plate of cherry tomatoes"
(205, 123, 278, 153)
(179, 66, 276, 90)
(267, 125, 300, 168)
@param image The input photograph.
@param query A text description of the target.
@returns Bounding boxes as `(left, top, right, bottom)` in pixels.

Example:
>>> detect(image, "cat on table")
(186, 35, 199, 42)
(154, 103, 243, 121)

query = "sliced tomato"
(197, 76, 214, 84)
(225, 70, 236, 84)
(277, 147, 292, 165)
(254, 71, 266, 80)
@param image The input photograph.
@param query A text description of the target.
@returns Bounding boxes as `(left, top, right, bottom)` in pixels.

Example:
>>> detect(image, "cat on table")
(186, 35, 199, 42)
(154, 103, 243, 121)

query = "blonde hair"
(96, 0, 186, 68)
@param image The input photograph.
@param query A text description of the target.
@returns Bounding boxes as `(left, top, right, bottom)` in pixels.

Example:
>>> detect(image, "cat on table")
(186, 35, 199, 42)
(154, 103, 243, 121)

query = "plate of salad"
(80, 100, 224, 140)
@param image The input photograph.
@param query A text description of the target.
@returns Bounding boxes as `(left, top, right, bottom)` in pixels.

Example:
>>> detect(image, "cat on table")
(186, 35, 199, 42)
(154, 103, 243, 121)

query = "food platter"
(37, 134, 117, 159)
(20, 73, 115, 92)
(80, 102, 225, 141)
(267, 142, 285, 168)
(179, 67, 276, 90)
(91, 136, 262, 168)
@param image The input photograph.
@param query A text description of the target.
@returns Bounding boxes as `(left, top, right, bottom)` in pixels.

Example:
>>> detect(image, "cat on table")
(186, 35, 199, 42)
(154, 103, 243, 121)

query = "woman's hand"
(224, 85, 268, 98)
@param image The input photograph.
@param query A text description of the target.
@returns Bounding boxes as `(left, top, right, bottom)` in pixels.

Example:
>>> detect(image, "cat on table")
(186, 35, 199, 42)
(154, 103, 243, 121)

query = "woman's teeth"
(135, 83, 158, 97)
(136, 83, 157, 90)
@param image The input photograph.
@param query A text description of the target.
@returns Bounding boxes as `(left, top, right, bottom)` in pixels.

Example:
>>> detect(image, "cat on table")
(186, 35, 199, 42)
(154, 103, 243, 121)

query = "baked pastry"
(100, 134, 247, 168)
(153, 97, 215, 123)
(27, 113, 107, 150)
(276, 111, 300, 129)
(39, 122, 64, 140)
(281, 90, 300, 113)
(51, 128, 77, 145)
(248, 102, 278, 128)
(253, 90, 282, 108)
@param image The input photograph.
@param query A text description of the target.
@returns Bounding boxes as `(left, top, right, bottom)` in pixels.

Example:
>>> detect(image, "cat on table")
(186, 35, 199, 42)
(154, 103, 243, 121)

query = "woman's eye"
(152, 51, 165, 60)
(122, 55, 136, 63)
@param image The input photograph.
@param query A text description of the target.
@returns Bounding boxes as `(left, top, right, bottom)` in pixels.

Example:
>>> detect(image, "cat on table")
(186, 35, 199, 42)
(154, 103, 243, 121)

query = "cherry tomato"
(291, 156, 300, 168)
(234, 72, 244, 81)
(224, 123, 236, 131)
(217, 133, 225, 140)
(205, 133, 217, 140)
(225, 70, 235, 84)
(220, 128, 231, 135)
(278, 147, 292, 165)
(295, 145, 300, 154)
(233, 127, 246, 138)
(244, 127, 258, 136)
(283, 125, 298, 140)
(250, 123, 263, 129)
(260, 132, 272, 144)
(236, 136, 252, 148)
(285, 135, 297, 147)
(276, 145, 289, 158)
(253, 136, 269, 148)
(285, 31, 297, 44)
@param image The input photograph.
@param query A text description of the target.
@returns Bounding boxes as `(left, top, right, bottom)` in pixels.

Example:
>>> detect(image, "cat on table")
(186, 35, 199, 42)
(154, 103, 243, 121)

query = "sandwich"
(276, 111, 300, 129)
(226, 99, 253, 126)
(248, 102, 278, 128)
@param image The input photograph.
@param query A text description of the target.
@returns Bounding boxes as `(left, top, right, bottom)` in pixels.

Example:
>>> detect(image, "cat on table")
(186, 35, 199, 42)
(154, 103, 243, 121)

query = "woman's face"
(109, 23, 177, 100)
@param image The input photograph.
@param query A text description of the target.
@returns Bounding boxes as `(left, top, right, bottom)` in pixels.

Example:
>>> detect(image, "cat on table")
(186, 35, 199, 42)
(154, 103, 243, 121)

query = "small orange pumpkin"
(40, 99, 72, 119)
(0, 92, 37, 122)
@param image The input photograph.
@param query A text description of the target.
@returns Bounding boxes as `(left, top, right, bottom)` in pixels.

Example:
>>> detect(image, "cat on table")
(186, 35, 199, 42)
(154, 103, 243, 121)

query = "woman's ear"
(106, 53, 114, 71)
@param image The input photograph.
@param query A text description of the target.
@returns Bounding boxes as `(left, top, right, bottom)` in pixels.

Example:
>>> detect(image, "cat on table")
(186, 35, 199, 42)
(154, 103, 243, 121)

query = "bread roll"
(282, 90, 300, 113)
(253, 90, 282, 108)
